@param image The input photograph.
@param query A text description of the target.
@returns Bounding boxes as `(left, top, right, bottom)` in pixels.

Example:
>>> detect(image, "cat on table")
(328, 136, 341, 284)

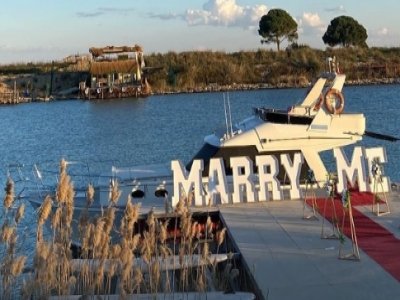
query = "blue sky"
(0, 0, 398, 63)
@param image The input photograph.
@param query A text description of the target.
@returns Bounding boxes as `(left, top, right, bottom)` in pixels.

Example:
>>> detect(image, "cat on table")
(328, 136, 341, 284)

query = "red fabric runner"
(309, 192, 400, 281)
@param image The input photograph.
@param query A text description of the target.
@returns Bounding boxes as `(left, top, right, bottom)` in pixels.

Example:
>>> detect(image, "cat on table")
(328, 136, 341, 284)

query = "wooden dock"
(0, 81, 31, 104)
(0, 91, 22, 104)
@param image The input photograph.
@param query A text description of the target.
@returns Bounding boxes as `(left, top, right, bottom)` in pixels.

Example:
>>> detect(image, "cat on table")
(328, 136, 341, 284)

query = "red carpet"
(308, 192, 400, 281)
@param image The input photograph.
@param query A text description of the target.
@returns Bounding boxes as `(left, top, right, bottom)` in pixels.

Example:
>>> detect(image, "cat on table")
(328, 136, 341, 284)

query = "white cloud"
(325, 5, 346, 13)
(377, 27, 388, 36)
(298, 12, 326, 36)
(368, 27, 400, 47)
(302, 12, 323, 28)
(149, 12, 180, 20)
(180, 0, 268, 29)
(77, 7, 136, 18)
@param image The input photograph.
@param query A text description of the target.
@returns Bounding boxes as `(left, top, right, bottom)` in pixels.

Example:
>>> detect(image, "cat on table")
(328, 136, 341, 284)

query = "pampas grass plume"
(1, 224, 15, 244)
(3, 177, 15, 209)
(87, 183, 95, 206)
(109, 179, 121, 205)
(11, 256, 26, 276)
(15, 203, 25, 224)
(38, 195, 53, 226)
(217, 228, 227, 247)
(60, 158, 67, 174)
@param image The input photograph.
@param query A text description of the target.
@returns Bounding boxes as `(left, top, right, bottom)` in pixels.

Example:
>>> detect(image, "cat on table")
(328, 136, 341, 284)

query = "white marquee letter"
(256, 155, 283, 201)
(171, 160, 204, 207)
(334, 147, 368, 193)
(207, 158, 230, 205)
(230, 157, 256, 203)
(281, 153, 303, 199)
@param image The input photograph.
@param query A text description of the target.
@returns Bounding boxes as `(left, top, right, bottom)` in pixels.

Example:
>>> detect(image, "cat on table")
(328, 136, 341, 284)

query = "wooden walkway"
(219, 192, 400, 300)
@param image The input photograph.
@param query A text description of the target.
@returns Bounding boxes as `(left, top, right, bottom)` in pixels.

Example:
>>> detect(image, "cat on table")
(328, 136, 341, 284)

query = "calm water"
(0, 85, 399, 182)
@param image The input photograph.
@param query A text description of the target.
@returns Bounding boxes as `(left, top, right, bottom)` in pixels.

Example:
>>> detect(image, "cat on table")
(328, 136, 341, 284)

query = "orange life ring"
(313, 93, 324, 111)
(324, 88, 344, 114)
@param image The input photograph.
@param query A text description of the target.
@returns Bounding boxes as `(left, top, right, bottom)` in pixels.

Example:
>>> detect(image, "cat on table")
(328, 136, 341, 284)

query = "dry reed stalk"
(94, 260, 105, 294)
(32, 241, 54, 297)
(93, 218, 105, 253)
(37, 195, 53, 226)
(56, 172, 70, 204)
(78, 210, 89, 240)
(206, 216, 213, 238)
(110, 244, 122, 258)
(81, 223, 94, 258)
(77, 261, 91, 295)
(118, 243, 134, 295)
(105, 260, 117, 295)
(150, 259, 161, 293)
(14, 204, 25, 224)
(140, 231, 153, 264)
(67, 276, 77, 295)
(109, 179, 122, 206)
(59, 158, 67, 174)
(191, 221, 199, 239)
(56, 159, 75, 209)
(130, 233, 140, 251)
(158, 219, 169, 244)
(201, 241, 209, 261)
(132, 266, 143, 293)
(158, 219, 172, 293)
(3, 177, 14, 210)
(196, 267, 206, 292)
(51, 206, 62, 230)
(86, 183, 95, 206)
(104, 207, 115, 235)
(120, 196, 132, 238)
(0, 223, 15, 245)
(216, 227, 227, 254)
(0, 214, 22, 299)
(175, 197, 187, 215)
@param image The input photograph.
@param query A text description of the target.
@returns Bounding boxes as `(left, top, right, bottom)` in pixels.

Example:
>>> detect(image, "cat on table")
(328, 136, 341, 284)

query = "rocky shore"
(156, 77, 400, 95)
(0, 72, 399, 103)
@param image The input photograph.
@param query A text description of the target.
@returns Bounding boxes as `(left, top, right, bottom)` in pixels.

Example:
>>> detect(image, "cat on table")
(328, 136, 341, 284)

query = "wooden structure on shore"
(0, 81, 30, 104)
(79, 44, 151, 100)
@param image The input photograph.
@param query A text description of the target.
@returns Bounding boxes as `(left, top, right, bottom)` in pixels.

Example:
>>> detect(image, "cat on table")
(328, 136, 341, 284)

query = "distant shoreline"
(152, 77, 400, 96)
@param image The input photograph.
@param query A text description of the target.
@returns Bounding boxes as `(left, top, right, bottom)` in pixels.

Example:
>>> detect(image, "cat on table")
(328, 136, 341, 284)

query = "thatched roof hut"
(89, 44, 143, 58)
(89, 60, 138, 76)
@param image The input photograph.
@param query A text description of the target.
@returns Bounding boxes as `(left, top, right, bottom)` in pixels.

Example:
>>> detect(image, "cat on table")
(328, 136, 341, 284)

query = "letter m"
(171, 160, 204, 207)
(334, 147, 367, 193)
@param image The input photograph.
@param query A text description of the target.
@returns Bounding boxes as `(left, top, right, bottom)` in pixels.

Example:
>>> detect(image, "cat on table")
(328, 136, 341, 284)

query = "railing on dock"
(0, 91, 22, 104)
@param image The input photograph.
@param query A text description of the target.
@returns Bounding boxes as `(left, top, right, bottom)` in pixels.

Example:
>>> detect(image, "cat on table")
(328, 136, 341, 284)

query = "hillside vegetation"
(145, 47, 400, 93)
(1, 47, 400, 98)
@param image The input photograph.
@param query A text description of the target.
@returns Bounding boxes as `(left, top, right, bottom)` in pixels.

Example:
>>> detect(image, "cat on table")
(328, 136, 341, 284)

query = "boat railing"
(4, 159, 120, 199)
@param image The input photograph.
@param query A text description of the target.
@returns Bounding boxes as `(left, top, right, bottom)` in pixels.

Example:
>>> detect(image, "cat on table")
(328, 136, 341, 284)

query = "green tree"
(258, 9, 298, 51)
(322, 16, 368, 48)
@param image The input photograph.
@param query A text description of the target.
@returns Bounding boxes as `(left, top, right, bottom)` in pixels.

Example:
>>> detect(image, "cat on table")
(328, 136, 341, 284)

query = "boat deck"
(219, 190, 400, 300)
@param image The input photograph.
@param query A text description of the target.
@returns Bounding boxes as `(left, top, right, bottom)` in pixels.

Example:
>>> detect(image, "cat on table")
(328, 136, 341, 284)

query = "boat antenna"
(223, 93, 230, 138)
(227, 93, 234, 137)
